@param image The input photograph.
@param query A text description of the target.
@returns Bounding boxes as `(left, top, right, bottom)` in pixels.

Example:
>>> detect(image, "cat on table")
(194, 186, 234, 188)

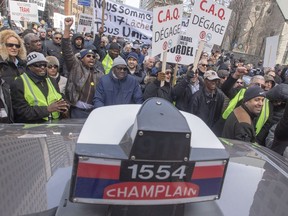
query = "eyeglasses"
(32, 63, 47, 68)
(47, 65, 58, 69)
(86, 54, 96, 59)
(54, 37, 62, 40)
(116, 66, 127, 71)
(201, 64, 208, 67)
(237, 81, 243, 84)
(5, 43, 20, 48)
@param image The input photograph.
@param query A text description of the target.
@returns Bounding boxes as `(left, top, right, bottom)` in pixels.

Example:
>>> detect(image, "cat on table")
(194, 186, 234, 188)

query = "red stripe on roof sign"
(191, 165, 225, 179)
(77, 163, 120, 179)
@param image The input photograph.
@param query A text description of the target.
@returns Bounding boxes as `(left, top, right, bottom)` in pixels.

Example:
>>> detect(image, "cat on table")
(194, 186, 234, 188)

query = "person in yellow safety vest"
(222, 86, 266, 143)
(214, 67, 272, 142)
(10, 52, 69, 123)
(102, 42, 120, 74)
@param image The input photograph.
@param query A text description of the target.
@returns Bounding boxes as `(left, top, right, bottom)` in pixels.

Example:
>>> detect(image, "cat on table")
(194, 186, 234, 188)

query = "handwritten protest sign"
(9, 0, 38, 22)
(54, 13, 75, 31)
(186, 0, 231, 46)
(152, 4, 183, 57)
(94, 0, 152, 43)
(77, 14, 93, 33)
(28, 0, 46, 11)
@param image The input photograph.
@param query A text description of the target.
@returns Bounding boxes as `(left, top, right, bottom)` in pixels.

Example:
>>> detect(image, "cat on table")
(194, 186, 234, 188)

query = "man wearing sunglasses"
(63, 17, 104, 118)
(93, 56, 143, 108)
(10, 52, 69, 123)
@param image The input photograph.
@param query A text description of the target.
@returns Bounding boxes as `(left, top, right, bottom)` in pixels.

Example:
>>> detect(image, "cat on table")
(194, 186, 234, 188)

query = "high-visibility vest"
(222, 88, 270, 135)
(102, 54, 113, 74)
(21, 73, 62, 121)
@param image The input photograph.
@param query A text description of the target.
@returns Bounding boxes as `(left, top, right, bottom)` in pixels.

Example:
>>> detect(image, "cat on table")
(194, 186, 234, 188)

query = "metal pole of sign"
(161, 51, 168, 87)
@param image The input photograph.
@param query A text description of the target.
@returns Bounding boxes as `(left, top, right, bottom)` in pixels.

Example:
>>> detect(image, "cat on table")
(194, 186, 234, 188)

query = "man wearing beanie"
(10, 52, 69, 123)
(93, 56, 143, 108)
(102, 41, 120, 74)
(126, 52, 145, 91)
(222, 86, 266, 142)
(62, 17, 104, 118)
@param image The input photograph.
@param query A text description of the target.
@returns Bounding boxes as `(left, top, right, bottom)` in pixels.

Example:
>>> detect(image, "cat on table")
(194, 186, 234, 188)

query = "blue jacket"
(93, 71, 143, 108)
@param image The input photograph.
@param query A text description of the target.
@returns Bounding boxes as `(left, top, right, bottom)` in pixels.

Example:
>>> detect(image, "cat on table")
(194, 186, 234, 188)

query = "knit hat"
(127, 52, 138, 62)
(27, 52, 47, 66)
(217, 70, 229, 78)
(204, 70, 220, 80)
(243, 86, 265, 102)
(112, 56, 127, 68)
(109, 42, 120, 50)
(46, 56, 59, 67)
(79, 49, 94, 59)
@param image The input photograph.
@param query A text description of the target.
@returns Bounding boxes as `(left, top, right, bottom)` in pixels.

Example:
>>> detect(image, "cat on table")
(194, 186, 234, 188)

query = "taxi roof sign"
(72, 98, 229, 206)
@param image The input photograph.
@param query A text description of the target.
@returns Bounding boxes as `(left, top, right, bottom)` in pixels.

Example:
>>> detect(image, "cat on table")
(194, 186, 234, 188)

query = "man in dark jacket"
(126, 52, 145, 91)
(222, 86, 265, 142)
(143, 64, 174, 103)
(174, 66, 204, 112)
(71, 33, 84, 54)
(63, 17, 104, 118)
(190, 70, 224, 133)
(93, 56, 143, 108)
(10, 52, 69, 123)
(46, 32, 65, 75)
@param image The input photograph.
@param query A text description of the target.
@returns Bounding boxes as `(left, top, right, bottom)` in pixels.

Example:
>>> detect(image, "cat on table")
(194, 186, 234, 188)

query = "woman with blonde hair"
(0, 29, 27, 85)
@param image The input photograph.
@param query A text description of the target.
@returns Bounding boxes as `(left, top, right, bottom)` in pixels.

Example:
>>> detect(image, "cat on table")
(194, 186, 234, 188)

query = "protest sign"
(263, 35, 279, 68)
(186, 0, 231, 46)
(152, 4, 183, 57)
(54, 13, 76, 31)
(77, 14, 93, 33)
(9, 0, 38, 22)
(28, 0, 46, 11)
(166, 31, 197, 65)
(94, 0, 152, 43)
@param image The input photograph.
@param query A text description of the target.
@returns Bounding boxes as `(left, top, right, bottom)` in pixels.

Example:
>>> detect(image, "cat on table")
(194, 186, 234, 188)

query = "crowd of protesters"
(0, 17, 288, 157)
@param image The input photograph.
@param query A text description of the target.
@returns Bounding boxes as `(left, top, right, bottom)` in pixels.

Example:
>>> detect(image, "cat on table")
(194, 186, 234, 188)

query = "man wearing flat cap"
(222, 86, 266, 142)
(63, 17, 104, 118)
(190, 70, 225, 134)
(10, 52, 69, 123)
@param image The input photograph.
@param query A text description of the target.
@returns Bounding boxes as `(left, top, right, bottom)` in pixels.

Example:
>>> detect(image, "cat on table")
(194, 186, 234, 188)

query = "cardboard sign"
(165, 31, 197, 65)
(77, 14, 93, 33)
(28, 0, 46, 11)
(9, 1, 38, 22)
(54, 13, 76, 31)
(152, 4, 183, 57)
(94, 0, 152, 44)
(186, 0, 232, 46)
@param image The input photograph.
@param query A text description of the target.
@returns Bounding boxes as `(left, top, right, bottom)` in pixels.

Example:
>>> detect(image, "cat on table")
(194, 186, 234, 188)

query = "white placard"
(94, 0, 152, 44)
(9, 0, 38, 22)
(186, 0, 232, 46)
(54, 13, 76, 31)
(263, 35, 279, 68)
(28, 0, 46, 11)
(152, 4, 183, 57)
(77, 13, 93, 33)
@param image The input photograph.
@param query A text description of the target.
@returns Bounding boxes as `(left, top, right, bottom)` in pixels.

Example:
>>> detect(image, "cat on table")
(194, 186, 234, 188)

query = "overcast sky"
(125, 0, 140, 8)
